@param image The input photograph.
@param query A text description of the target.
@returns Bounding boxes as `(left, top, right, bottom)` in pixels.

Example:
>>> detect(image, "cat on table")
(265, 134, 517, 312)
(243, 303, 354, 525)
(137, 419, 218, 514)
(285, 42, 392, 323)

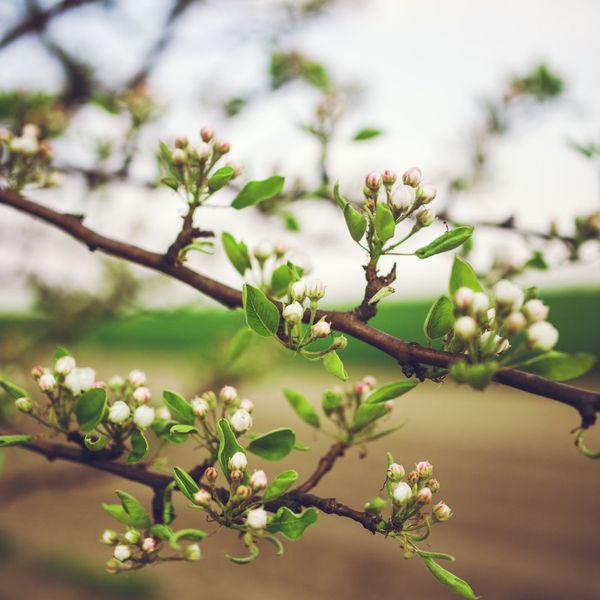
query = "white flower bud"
(22, 123, 40, 138)
(417, 487, 432, 503)
(311, 319, 331, 339)
(290, 281, 307, 301)
(55, 355, 76, 375)
(185, 543, 201, 561)
(219, 385, 237, 404)
(418, 184, 437, 204)
(171, 148, 187, 165)
(214, 139, 230, 154)
(504, 312, 527, 334)
(453, 316, 477, 340)
(387, 463, 405, 481)
(402, 167, 422, 187)
(230, 409, 253, 433)
(113, 544, 131, 562)
(306, 279, 326, 300)
(416, 207, 435, 227)
(195, 143, 211, 161)
(132, 386, 151, 404)
(384, 400, 395, 412)
(282, 301, 304, 325)
(194, 489, 212, 506)
(453, 286, 475, 312)
(433, 501, 452, 522)
(65, 367, 96, 395)
(527, 321, 559, 351)
(38, 373, 56, 392)
(191, 397, 209, 418)
(200, 126, 214, 142)
(493, 279, 524, 312)
(250, 469, 268, 490)
(128, 370, 146, 387)
(124, 530, 140, 544)
(240, 398, 254, 413)
(471, 292, 490, 315)
(133, 405, 155, 429)
(101, 529, 118, 545)
(392, 482, 413, 504)
(246, 508, 268, 529)
(109, 401, 131, 424)
(156, 407, 171, 420)
(109, 375, 125, 388)
(362, 375, 377, 389)
(229, 451, 247, 471)
(15, 396, 33, 413)
(416, 461, 433, 476)
(142, 537, 157, 553)
(389, 184, 416, 212)
(253, 240, 273, 262)
(522, 299, 549, 323)
(274, 240, 289, 258)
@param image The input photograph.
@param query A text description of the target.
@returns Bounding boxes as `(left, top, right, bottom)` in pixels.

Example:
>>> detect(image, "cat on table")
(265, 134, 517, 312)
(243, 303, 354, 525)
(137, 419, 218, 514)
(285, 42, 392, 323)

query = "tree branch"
(1, 187, 598, 427)
(296, 441, 347, 492)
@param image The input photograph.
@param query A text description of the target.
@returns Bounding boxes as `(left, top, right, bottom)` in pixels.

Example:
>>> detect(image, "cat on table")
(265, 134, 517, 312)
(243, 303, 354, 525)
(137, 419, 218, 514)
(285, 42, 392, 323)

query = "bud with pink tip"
(454, 316, 477, 340)
(417, 487, 432, 503)
(402, 167, 422, 187)
(416, 207, 436, 227)
(230, 469, 243, 483)
(428, 478, 440, 493)
(382, 169, 397, 186)
(114, 544, 132, 562)
(433, 501, 452, 522)
(417, 184, 437, 204)
(253, 240, 273, 262)
(407, 470, 419, 484)
(200, 127, 214, 142)
(230, 409, 253, 433)
(384, 400, 394, 412)
(101, 529, 118, 545)
(128, 370, 146, 387)
(39, 372, 56, 392)
(282, 301, 304, 325)
(191, 396, 209, 418)
(306, 279, 326, 301)
(290, 281, 307, 302)
(229, 451, 247, 471)
(204, 466, 218, 482)
(365, 172, 382, 191)
(194, 489, 212, 506)
(333, 335, 347, 350)
(504, 311, 527, 334)
(246, 507, 268, 529)
(171, 148, 187, 165)
(416, 461, 433, 477)
(311, 319, 331, 339)
(219, 385, 237, 404)
(142, 537, 157, 553)
(390, 185, 416, 212)
(361, 376, 376, 390)
(175, 136, 188, 149)
(15, 396, 33, 413)
(354, 381, 369, 397)
(31, 366, 44, 379)
(250, 469, 268, 490)
(109, 401, 131, 425)
(240, 398, 254, 413)
(522, 299, 549, 323)
(213, 140, 230, 154)
(55, 355, 76, 375)
(133, 405, 155, 429)
(392, 482, 413, 504)
(236, 485, 252, 499)
(387, 463, 405, 481)
(195, 143, 211, 161)
(453, 287, 474, 313)
(132, 386, 151, 405)
(527, 321, 559, 351)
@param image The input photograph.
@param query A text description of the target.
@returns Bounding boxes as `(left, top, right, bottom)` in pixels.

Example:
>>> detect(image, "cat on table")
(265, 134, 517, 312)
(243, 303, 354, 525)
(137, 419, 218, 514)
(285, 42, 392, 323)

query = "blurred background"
(0, 0, 599, 599)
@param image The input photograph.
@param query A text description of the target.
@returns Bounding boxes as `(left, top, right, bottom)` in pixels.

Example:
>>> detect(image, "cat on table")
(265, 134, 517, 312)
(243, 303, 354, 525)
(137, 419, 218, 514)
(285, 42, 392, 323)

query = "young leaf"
(365, 379, 418, 404)
(217, 419, 247, 481)
(54, 345, 71, 360)
(115, 490, 151, 529)
(242, 284, 280, 337)
(74, 387, 107, 432)
(0, 377, 28, 399)
(207, 166, 234, 192)
(322, 351, 348, 381)
(162, 390, 195, 425)
(266, 507, 318, 540)
(227, 542, 259, 564)
(449, 256, 483, 294)
(170, 528, 208, 549)
(375, 202, 395, 242)
(84, 432, 107, 452)
(333, 181, 348, 209)
(247, 428, 296, 460)
(415, 226, 474, 259)
(525, 250, 548, 270)
(231, 176, 285, 209)
(283, 388, 320, 428)
(424, 295, 455, 340)
(0, 434, 33, 447)
(226, 328, 254, 363)
(520, 352, 596, 381)
(343, 203, 367, 242)
(150, 524, 174, 541)
(321, 390, 342, 415)
(127, 429, 148, 464)
(270, 263, 293, 297)
(222, 232, 252, 276)
(160, 176, 179, 191)
(173, 466, 200, 501)
(351, 403, 388, 432)
(421, 556, 479, 599)
(353, 127, 382, 141)
(101, 503, 132, 526)
(263, 469, 299, 502)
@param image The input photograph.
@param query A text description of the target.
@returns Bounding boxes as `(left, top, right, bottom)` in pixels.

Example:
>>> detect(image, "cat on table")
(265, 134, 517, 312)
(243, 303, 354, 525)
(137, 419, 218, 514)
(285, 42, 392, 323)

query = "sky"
(0, 0, 599, 309)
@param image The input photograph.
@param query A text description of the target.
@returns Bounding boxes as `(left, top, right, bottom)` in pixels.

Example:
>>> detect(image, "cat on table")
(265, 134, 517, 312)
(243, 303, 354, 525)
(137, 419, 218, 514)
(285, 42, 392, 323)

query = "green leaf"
(173, 466, 200, 502)
(375, 202, 395, 242)
(0, 434, 32, 447)
(222, 232, 252, 276)
(267, 507, 318, 540)
(217, 419, 247, 481)
(283, 211, 300, 231)
(365, 379, 418, 404)
(450, 360, 498, 390)
(115, 490, 151, 529)
(449, 256, 483, 294)
(520, 352, 596, 381)
(322, 351, 348, 381)
(421, 556, 479, 599)
(169, 528, 208, 550)
(343, 203, 367, 242)
(417, 550, 456, 561)
(150, 524, 174, 541)
(162, 483, 176, 525)
(270, 264, 293, 297)
(231, 176, 285, 209)
(127, 429, 148, 464)
(101, 504, 132, 526)
(242, 284, 280, 337)
(351, 403, 388, 432)
(525, 250, 548, 270)
(424, 295, 455, 340)
(226, 328, 254, 363)
(54, 345, 71, 360)
(84, 433, 106, 452)
(247, 428, 295, 460)
(160, 176, 179, 191)
(0, 377, 28, 399)
(227, 542, 259, 564)
(321, 390, 342, 415)
(353, 127, 382, 141)
(208, 166, 234, 192)
(368, 285, 395, 305)
(170, 424, 198, 435)
(74, 388, 107, 432)
(162, 390, 195, 426)
(333, 181, 348, 209)
(283, 388, 320, 428)
(263, 469, 299, 502)
(416, 226, 474, 259)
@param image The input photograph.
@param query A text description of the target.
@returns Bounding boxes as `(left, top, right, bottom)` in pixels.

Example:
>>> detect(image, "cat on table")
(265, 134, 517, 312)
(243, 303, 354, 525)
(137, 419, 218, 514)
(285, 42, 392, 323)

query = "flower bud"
(55, 355, 76, 375)
(389, 184, 415, 212)
(185, 543, 201, 561)
(333, 335, 347, 350)
(132, 386, 151, 405)
(290, 281, 307, 302)
(236, 484, 252, 499)
(362, 375, 376, 389)
(282, 301, 304, 325)
(128, 370, 147, 387)
(213, 139, 230, 154)
(522, 299, 549, 323)
(175, 136, 188, 149)
(226, 160, 243, 178)
(142, 537, 157, 553)
(384, 400, 394, 412)
(105, 559, 121, 573)
(311, 319, 331, 339)
(417, 184, 437, 204)
(200, 126, 214, 142)
(432, 501, 452, 522)
(354, 381, 369, 397)
(417, 487, 432, 504)
(493, 279, 524, 313)
(453, 286, 474, 313)
(230, 469, 244, 482)
(194, 489, 212, 506)
(253, 240, 273, 262)
(229, 451, 247, 471)
(416, 207, 436, 227)
(109, 401, 131, 425)
(365, 171, 382, 191)
(382, 169, 397, 186)
(191, 397, 209, 418)
(15, 396, 33, 413)
(407, 470, 419, 484)
(240, 398, 254, 413)
(527, 321, 559, 351)
(195, 143, 211, 161)
(156, 407, 171, 420)
(171, 148, 187, 165)
(133, 405, 155, 429)
(113, 544, 132, 562)
(38, 372, 56, 392)
(416, 461, 433, 477)
(219, 385, 238, 404)
(402, 167, 422, 187)
(250, 469, 268, 490)
(31, 366, 44, 380)
(101, 529, 118, 545)
(124, 529, 140, 544)
(392, 482, 413, 504)
(22, 123, 40, 138)
(230, 409, 253, 433)
(453, 316, 477, 340)
(387, 463, 405, 481)
(11, 135, 38, 155)
(364, 496, 387, 514)
(204, 466, 218, 482)
(65, 367, 96, 395)
(471, 292, 490, 315)
(306, 279, 326, 301)
(246, 507, 268, 529)
(109, 375, 125, 388)
(274, 240, 289, 258)
(428, 478, 440, 493)
(504, 311, 527, 334)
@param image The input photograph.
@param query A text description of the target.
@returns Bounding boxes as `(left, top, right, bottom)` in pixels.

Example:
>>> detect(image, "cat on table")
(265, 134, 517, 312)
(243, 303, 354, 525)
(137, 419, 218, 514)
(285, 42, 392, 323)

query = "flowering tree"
(1, 2, 600, 599)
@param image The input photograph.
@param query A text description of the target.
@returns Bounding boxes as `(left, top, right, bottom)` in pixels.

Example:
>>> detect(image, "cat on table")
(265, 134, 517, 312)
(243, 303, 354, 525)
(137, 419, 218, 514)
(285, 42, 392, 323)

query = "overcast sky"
(1, 0, 599, 309)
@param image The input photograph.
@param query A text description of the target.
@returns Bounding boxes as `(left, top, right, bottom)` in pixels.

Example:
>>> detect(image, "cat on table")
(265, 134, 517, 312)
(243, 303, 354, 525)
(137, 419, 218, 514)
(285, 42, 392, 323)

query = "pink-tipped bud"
(433, 501, 452, 522)
(250, 469, 268, 490)
(194, 489, 212, 506)
(354, 381, 369, 397)
(219, 385, 238, 404)
(38, 373, 56, 392)
(384, 400, 394, 412)
(365, 171, 382, 191)
(428, 478, 440, 493)
(387, 463, 405, 481)
(128, 370, 146, 387)
(214, 140, 230, 154)
(142, 537, 157, 553)
(417, 487, 432, 504)
(382, 169, 397, 186)
(191, 397, 209, 418)
(229, 451, 247, 471)
(282, 301, 303, 325)
(200, 127, 214, 142)
(333, 335, 347, 350)
(171, 148, 187, 165)
(274, 240, 289, 259)
(311, 319, 331, 339)
(453, 287, 474, 313)
(417, 184, 437, 204)
(290, 281, 307, 301)
(236, 484, 252, 499)
(31, 366, 44, 379)
(204, 466, 218, 482)
(416, 207, 435, 227)
(416, 461, 433, 477)
(306, 279, 326, 301)
(362, 375, 376, 389)
(195, 143, 211, 161)
(113, 544, 132, 562)
(527, 321, 559, 351)
(132, 386, 151, 405)
(230, 409, 253, 433)
(175, 136, 188, 149)
(240, 398, 254, 413)
(55, 355, 76, 375)
(402, 167, 422, 187)
(101, 529, 119, 545)
(407, 470, 419, 485)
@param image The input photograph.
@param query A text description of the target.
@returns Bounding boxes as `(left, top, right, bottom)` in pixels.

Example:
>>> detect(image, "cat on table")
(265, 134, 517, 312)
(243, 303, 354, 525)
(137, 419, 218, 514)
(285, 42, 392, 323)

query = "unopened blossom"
(191, 397, 209, 418)
(133, 405, 155, 429)
(382, 169, 397, 186)
(219, 385, 237, 404)
(505, 312, 527, 334)
(527, 321, 559, 351)
(229, 451, 247, 471)
(101, 530, 118, 545)
(109, 375, 125, 388)
(471, 292, 490, 314)
(109, 401, 131, 425)
(402, 167, 422, 187)
(250, 470, 268, 490)
(230, 409, 253, 433)
(240, 398, 254, 413)
(365, 171, 382, 191)
(390, 184, 416, 212)
(454, 316, 477, 340)
(310, 320, 331, 338)
(156, 407, 171, 420)
(132, 386, 151, 404)
(55, 355, 76, 375)
(113, 544, 131, 562)
(214, 139, 230, 154)
(416, 207, 435, 227)
(185, 543, 201, 561)
(194, 489, 211, 506)
(522, 299, 549, 323)
(306, 279, 326, 300)
(195, 143, 211, 161)
(433, 501, 452, 522)
(124, 530, 140, 544)
(253, 240, 273, 262)
(453, 287, 474, 313)
(274, 240, 289, 258)
(333, 335, 348, 350)
(15, 397, 33, 413)
(290, 281, 307, 302)
(142, 537, 157, 553)
(392, 482, 413, 504)
(362, 375, 377, 389)
(282, 301, 303, 324)
(65, 368, 96, 395)
(417, 487, 432, 503)
(128, 370, 146, 387)
(418, 184, 437, 204)
(246, 508, 268, 529)
(493, 280, 524, 312)
(171, 148, 186, 165)
(416, 461, 433, 476)
(200, 126, 214, 142)
(204, 467, 218, 482)
(387, 463, 405, 481)
(38, 372, 56, 392)
(237, 485, 252, 499)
